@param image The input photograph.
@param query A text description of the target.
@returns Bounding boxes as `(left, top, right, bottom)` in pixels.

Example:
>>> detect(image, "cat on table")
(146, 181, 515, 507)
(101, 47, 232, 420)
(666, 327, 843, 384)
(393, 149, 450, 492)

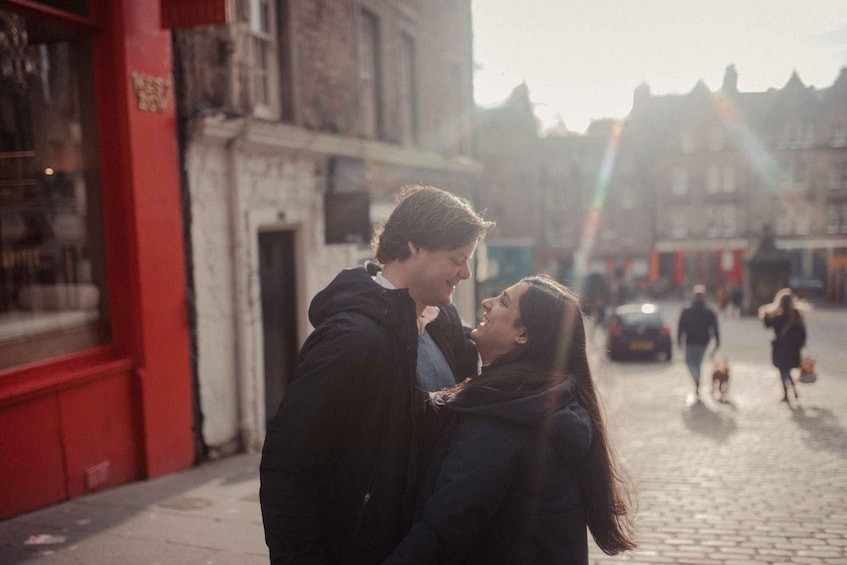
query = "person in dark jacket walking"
(759, 288, 807, 403)
(384, 276, 636, 565)
(259, 186, 493, 565)
(677, 284, 720, 398)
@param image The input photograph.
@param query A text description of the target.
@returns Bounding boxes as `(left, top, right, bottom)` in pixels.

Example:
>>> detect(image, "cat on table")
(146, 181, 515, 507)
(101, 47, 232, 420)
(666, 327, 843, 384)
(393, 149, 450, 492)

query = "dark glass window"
(0, 9, 109, 369)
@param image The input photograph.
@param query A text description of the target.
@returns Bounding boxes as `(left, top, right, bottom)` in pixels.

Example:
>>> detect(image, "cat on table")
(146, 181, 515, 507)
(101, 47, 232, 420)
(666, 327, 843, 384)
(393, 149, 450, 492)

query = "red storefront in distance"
(0, 0, 195, 518)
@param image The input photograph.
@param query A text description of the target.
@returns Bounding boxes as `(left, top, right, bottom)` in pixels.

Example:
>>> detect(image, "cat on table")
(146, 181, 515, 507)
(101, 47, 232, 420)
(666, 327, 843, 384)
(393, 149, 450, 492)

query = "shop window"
(250, 0, 280, 119)
(0, 9, 109, 370)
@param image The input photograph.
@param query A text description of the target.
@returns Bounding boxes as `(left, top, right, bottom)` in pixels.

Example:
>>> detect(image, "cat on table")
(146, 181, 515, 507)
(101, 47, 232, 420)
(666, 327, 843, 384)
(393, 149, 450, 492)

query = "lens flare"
(573, 121, 622, 289)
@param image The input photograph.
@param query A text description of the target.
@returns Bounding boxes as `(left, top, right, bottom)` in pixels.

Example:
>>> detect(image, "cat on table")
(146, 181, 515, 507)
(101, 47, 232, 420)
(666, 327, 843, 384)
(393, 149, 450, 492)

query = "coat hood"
(308, 263, 416, 331)
(438, 366, 594, 461)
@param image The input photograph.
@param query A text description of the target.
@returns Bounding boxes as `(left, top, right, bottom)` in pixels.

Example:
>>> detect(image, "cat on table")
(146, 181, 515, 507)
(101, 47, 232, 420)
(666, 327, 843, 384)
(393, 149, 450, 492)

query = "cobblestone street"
(2, 303, 844, 564)
(589, 302, 847, 564)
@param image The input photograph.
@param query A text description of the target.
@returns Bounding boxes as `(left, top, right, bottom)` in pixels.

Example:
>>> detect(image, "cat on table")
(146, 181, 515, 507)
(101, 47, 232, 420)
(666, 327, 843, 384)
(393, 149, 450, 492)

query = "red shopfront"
(0, 0, 194, 518)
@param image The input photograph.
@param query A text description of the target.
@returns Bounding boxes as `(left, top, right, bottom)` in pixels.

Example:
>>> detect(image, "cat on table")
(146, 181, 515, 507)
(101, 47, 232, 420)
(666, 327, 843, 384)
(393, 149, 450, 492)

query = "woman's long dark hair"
(511, 276, 636, 554)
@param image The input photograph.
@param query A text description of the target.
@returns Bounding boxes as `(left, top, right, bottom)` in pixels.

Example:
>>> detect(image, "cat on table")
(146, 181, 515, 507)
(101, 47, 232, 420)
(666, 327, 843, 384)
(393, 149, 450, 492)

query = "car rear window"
(618, 313, 664, 327)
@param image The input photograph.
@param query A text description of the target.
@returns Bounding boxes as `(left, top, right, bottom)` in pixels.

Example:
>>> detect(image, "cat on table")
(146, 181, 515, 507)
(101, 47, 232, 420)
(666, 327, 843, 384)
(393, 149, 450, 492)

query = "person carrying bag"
(759, 288, 807, 403)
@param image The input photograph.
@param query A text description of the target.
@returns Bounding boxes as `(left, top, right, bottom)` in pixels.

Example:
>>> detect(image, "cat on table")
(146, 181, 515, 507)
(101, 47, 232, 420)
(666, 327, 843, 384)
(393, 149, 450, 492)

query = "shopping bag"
(799, 355, 817, 384)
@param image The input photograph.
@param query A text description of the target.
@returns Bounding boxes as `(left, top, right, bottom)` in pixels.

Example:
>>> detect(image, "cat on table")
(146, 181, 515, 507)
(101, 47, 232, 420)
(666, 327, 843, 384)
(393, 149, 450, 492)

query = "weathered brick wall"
(174, 26, 234, 116)
(295, 0, 359, 134)
(177, 0, 474, 154)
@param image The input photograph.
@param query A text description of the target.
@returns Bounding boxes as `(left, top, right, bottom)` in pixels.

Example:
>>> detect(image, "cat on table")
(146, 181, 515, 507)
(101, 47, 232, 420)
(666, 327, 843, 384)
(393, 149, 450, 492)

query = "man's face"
(406, 239, 477, 307)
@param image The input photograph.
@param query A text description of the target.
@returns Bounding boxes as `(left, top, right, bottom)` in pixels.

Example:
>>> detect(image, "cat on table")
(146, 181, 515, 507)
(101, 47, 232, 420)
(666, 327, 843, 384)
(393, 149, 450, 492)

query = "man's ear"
(407, 241, 419, 256)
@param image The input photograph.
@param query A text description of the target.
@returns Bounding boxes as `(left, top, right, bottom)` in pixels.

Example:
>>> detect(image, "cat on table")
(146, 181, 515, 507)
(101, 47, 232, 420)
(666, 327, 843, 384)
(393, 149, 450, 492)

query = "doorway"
(258, 230, 298, 424)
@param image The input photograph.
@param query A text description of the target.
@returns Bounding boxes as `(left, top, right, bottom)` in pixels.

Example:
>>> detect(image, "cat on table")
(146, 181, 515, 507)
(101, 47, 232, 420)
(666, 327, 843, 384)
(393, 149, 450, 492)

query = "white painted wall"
(188, 135, 358, 455)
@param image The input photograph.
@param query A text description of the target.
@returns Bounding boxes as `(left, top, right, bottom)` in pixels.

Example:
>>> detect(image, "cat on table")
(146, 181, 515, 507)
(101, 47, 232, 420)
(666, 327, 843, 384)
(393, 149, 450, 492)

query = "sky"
(471, 0, 847, 134)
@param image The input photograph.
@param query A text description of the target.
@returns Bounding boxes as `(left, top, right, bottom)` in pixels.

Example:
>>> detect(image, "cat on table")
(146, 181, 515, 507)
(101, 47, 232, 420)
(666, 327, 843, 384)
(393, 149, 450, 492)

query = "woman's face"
(471, 281, 529, 365)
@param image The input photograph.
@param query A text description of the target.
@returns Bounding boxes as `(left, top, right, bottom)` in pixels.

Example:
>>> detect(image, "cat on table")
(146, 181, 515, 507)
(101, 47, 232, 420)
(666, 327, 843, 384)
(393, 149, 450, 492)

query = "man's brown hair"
(373, 185, 494, 263)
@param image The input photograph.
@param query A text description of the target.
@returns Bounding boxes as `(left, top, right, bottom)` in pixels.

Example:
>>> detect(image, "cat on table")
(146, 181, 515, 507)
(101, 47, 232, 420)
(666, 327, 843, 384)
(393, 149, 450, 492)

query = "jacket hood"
(439, 366, 594, 461)
(308, 263, 415, 330)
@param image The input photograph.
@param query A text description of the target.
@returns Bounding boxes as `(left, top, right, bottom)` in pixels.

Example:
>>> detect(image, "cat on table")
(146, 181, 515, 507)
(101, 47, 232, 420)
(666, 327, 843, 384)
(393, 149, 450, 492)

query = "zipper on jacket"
(352, 438, 387, 537)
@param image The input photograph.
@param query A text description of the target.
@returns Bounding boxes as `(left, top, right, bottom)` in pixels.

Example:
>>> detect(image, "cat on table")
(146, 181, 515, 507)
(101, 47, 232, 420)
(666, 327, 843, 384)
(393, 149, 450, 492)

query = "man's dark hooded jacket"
(384, 362, 595, 565)
(677, 300, 720, 347)
(260, 264, 477, 565)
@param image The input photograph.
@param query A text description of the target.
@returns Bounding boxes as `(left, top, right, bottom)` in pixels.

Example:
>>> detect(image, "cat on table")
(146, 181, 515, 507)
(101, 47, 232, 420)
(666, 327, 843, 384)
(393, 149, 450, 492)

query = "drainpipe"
(223, 120, 263, 453)
(171, 30, 206, 464)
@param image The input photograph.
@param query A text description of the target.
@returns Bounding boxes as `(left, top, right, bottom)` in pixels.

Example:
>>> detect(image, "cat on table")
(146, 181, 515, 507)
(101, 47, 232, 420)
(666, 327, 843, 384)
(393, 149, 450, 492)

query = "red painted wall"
(102, 0, 195, 478)
(0, 0, 194, 518)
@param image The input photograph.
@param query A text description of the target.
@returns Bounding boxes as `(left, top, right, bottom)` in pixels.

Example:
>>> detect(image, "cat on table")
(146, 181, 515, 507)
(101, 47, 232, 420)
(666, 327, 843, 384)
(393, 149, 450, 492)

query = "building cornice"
(655, 236, 847, 252)
(191, 116, 483, 177)
(655, 238, 750, 252)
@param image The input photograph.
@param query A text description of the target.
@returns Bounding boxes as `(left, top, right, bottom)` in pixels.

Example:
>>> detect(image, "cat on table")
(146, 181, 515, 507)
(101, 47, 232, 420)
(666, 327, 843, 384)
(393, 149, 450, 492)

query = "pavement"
(0, 453, 267, 565)
(1, 302, 846, 564)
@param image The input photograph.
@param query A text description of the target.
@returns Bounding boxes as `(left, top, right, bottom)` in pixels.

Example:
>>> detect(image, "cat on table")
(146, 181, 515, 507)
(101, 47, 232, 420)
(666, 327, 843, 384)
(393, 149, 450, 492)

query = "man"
(260, 185, 493, 564)
(677, 284, 720, 398)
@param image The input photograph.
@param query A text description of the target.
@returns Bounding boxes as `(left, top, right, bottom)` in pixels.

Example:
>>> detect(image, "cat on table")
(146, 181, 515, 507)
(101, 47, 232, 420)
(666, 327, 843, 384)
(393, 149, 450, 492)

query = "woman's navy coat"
(385, 366, 595, 565)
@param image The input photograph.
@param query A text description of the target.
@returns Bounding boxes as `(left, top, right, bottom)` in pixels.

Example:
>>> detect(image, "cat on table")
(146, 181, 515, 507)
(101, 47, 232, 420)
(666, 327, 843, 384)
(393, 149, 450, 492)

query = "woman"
(759, 288, 807, 402)
(385, 276, 636, 565)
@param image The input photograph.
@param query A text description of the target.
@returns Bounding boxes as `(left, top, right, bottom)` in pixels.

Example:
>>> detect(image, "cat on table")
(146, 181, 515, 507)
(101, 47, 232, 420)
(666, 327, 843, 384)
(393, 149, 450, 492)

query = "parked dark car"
(607, 303, 672, 362)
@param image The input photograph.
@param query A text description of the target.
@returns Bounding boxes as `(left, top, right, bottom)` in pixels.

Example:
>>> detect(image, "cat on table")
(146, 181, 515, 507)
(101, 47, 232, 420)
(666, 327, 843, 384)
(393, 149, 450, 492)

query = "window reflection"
(0, 9, 108, 369)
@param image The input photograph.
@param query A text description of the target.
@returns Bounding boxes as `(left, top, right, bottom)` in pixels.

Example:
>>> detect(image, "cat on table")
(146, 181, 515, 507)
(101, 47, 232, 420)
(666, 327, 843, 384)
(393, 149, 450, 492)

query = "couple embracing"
(260, 186, 636, 564)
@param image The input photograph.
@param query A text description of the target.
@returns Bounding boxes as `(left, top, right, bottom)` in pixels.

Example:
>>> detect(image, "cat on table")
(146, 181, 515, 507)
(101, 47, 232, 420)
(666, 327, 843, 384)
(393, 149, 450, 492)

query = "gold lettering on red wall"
(130, 72, 173, 113)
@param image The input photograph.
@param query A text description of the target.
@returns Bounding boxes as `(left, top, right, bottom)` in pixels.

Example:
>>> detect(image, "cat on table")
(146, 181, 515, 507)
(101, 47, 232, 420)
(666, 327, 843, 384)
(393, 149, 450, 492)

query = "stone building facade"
(173, 0, 480, 456)
(477, 66, 847, 306)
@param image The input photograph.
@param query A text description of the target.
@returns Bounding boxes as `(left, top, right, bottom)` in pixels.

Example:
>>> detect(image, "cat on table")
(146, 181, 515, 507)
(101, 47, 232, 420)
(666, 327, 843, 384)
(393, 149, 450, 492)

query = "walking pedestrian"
(677, 284, 720, 398)
(384, 276, 636, 565)
(259, 185, 493, 564)
(759, 288, 807, 403)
